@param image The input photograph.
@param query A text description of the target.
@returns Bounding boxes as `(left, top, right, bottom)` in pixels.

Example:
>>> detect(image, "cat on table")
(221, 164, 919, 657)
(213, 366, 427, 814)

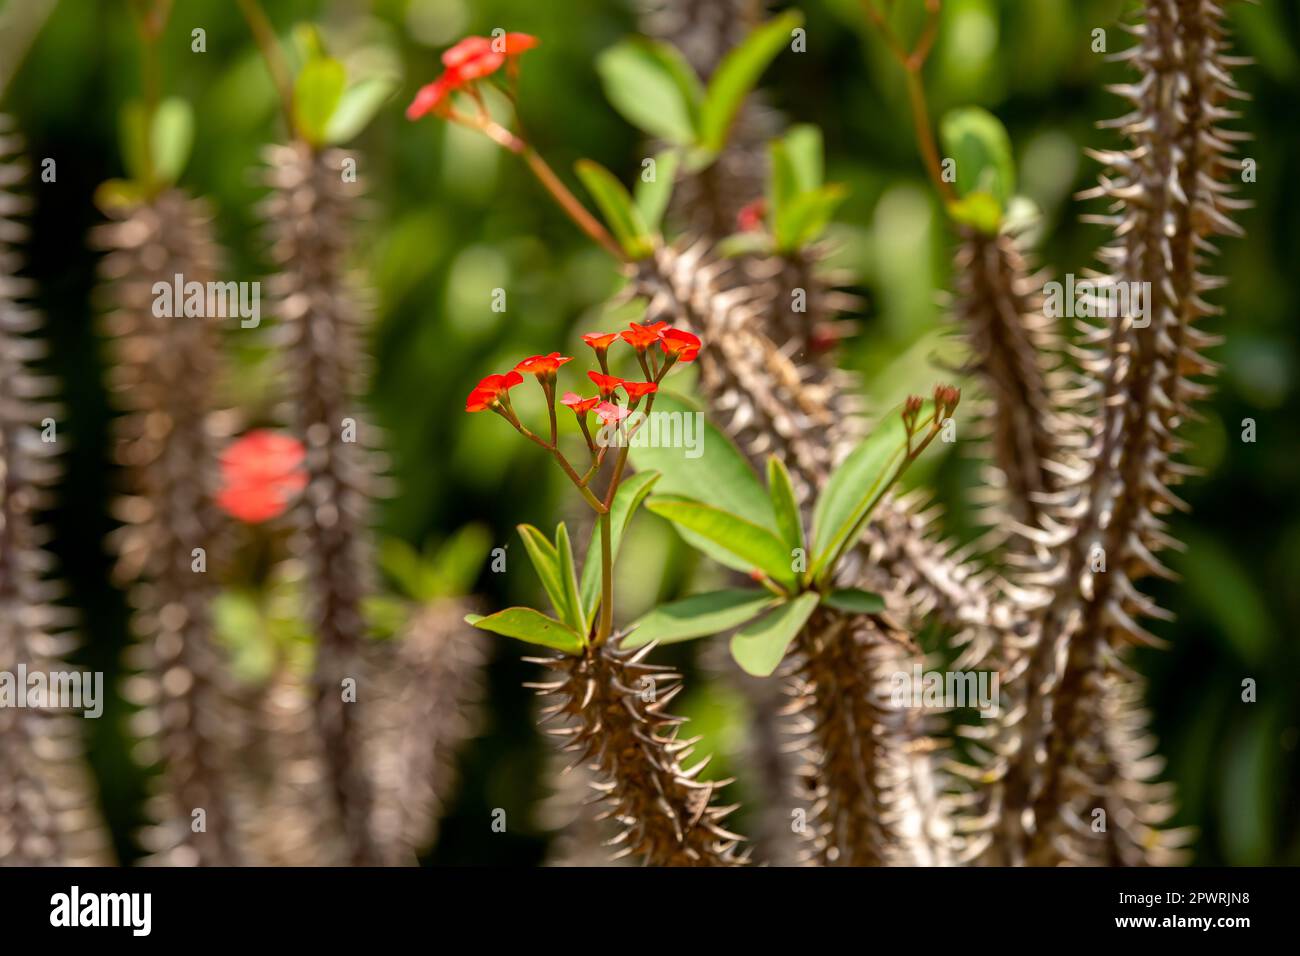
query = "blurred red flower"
(216, 430, 307, 524)
(442, 36, 504, 79)
(737, 198, 767, 233)
(408, 33, 538, 122)
(406, 71, 463, 120)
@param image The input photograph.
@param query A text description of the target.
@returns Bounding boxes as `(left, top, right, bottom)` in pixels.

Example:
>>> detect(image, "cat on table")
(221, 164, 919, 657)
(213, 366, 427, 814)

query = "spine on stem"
(0, 118, 109, 865)
(98, 187, 244, 866)
(261, 141, 385, 864)
(530, 640, 747, 865)
(969, 0, 1247, 866)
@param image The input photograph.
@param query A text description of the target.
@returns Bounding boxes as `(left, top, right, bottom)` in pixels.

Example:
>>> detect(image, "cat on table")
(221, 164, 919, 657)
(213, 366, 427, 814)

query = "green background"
(1, 0, 1296, 865)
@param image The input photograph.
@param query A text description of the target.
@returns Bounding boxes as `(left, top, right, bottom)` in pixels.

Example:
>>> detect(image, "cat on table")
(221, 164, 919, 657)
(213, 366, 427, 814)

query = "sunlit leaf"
(465, 608, 584, 653)
(729, 591, 819, 676)
(623, 588, 775, 648)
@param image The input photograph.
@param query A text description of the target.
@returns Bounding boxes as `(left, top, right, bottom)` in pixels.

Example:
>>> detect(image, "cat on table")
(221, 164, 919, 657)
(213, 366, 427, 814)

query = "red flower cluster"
(407, 33, 539, 120)
(215, 430, 308, 524)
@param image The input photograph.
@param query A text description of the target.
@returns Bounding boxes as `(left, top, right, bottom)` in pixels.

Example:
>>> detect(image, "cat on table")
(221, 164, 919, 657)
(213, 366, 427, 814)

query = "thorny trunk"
(263, 141, 384, 865)
(366, 601, 486, 862)
(0, 118, 108, 866)
(972, 0, 1245, 866)
(531, 640, 746, 866)
(98, 188, 241, 866)
(631, 243, 959, 865)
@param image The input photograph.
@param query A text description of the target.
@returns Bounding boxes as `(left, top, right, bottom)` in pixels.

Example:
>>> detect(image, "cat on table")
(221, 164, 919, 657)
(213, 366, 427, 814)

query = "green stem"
(596, 512, 613, 644)
(236, 0, 296, 135)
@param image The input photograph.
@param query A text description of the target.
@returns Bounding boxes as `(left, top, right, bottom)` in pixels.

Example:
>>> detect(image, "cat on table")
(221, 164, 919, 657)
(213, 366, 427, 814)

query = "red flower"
(406, 70, 463, 120)
(466, 370, 523, 412)
(499, 32, 539, 56)
(408, 33, 537, 123)
(582, 331, 620, 351)
(587, 370, 625, 398)
(514, 352, 572, 377)
(737, 198, 767, 233)
(560, 392, 600, 415)
(595, 401, 629, 427)
(660, 328, 701, 363)
(442, 36, 505, 80)
(621, 380, 658, 399)
(620, 323, 662, 351)
(216, 430, 307, 524)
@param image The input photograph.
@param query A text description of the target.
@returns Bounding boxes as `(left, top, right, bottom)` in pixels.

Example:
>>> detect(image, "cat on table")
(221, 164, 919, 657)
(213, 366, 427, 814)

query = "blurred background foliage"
(1, 0, 1296, 865)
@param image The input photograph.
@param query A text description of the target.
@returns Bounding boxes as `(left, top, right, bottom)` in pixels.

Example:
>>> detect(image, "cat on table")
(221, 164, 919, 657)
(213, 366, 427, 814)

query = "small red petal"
(515, 352, 573, 375)
(621, 381, 658, 399)
(582, 332, 620, 350)
(561, 392, 600, 414)
(660, 328, 701, 362)
(620, 323, 662, 350)
(737, 198, 767, 233)
(595, 401, 629, 426)
(503, 33, 539, 56)
(587, 370, 625, 397)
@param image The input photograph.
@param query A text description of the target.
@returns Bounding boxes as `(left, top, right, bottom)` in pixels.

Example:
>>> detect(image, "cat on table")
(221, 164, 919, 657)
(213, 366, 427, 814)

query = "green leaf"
(946, 192, 1003, 235)
(810, 399, 933, 582)
(325, 76, 396, 144)
(729, 592, 819, 677)
(939, 107, 1015, 210)
(377, 537, 427, 601)
(626, 391, 774, 528)
(580, 471, 661, 626)
(781, 124, 823, 192)
(821, 587, 886, 615)
(766, 455, 804, 556)
(151, 97, 193, 185)
(364, 594, 408, 640)
(94, 178, 148, 212)
(465, 608, 584, 654)
(773, 183, 846, 252)
(294, 56, 347, 147)
(623, 589, 776, 649)
(634, 149, 679, 233)
(428, 524, 491, 598)
(767, 139, 797, 229)
(517, 524, 573, 625)
(646, 496, 796, 588)
(119, 100, 150, 184)
(596, 39, 703, 146)
(554, 522, 586, 634)
(575, 159, 655, 260)
(699, 11, 803, 153)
